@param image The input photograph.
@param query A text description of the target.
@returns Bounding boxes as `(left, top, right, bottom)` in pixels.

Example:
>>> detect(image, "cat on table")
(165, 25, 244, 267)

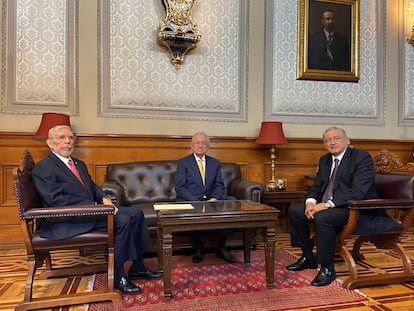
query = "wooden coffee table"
(156, 200, 279, 298)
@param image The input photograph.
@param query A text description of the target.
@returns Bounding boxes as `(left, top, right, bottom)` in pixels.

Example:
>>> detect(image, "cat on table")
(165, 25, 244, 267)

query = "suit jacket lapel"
(49, 153, 76, 183)
(321, 156, 332, 181)
(191, 156, 204, 187)
(205, 156, 213, 187)
(71, 157, 95, 199)
(332, 147, 351, 188)
(49, 153, 93, 199)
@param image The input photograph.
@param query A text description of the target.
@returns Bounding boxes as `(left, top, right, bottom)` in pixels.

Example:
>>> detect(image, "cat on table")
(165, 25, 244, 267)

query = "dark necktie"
(327, 34, 334, 67)
(322, 158, 339, 202)
(68, 159, 85, 186)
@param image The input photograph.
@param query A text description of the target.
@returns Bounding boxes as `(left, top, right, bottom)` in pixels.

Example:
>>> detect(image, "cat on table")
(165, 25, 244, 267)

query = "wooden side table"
(262, 189, 307, 229)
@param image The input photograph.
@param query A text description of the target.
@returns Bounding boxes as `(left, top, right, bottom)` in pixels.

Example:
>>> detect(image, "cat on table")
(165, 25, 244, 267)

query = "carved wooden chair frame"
(13, 150, 122, 311)
(338, 149, 414, 289)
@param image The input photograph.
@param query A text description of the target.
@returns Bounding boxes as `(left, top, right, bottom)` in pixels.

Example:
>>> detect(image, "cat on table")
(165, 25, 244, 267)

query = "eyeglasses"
(53, 135, 75, 142)
(323, 136, 344, 144)
(192, 141, 209, 146)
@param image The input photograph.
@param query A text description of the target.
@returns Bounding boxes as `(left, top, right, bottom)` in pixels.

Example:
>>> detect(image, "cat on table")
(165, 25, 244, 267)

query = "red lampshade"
(255, 121, 288, 145)
(34, 112, 71, 139)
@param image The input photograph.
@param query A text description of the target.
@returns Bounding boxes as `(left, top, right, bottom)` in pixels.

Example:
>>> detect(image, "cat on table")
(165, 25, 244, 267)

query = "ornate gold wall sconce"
(158, 0, 201, 68)
(408, 26, 414, 47)
(406, 3, 414, 48)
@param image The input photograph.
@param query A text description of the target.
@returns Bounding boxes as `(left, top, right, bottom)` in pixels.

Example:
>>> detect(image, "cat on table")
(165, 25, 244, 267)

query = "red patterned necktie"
(68, 159, 85, 186)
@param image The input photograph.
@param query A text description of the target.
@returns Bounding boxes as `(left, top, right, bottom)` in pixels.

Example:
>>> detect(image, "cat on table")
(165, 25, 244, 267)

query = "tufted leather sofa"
(101, 160, 264, 250)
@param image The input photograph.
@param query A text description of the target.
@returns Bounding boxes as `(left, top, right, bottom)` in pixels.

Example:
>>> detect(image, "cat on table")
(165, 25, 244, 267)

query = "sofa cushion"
(221, 163, 241, 195)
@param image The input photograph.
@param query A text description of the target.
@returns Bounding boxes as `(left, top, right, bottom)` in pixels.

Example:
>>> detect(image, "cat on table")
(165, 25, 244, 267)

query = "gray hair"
(48, 125, 72, 139)
(191, 131, 210, 143)
(322, 127, 348, 140)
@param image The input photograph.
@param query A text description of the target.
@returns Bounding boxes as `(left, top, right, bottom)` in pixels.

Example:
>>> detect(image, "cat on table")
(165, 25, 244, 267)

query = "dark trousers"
(187, 197, 235, 250)
(96, 206, 152, 281)
(288, 203, 349, 265)
(189, 229, 233, 249)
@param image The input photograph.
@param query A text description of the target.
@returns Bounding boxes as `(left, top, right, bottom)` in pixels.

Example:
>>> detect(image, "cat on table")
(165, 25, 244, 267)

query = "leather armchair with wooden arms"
(13, 150, 122, 311)
(337, 163, 414, 289)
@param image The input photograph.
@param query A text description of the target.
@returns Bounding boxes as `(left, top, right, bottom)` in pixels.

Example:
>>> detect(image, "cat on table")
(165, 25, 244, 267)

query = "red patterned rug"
(87, 249, 367, 311)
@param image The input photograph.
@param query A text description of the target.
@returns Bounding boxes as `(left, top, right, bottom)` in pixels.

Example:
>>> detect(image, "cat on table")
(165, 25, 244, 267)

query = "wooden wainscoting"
(0, 131, 413, 247)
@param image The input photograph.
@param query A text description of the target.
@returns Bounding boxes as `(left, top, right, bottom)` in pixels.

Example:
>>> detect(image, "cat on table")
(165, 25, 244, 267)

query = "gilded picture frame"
(297, 0, 360, 82)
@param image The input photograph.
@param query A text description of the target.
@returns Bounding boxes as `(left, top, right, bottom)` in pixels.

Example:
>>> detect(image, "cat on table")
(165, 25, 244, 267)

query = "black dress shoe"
(192, 246, 204, 263)
(116, 276, 142, 294)
(129, 268, 163, 280)
(311, 267, 336, 286)
(286, 256, 317, 271)
(215, 247, 235, 263)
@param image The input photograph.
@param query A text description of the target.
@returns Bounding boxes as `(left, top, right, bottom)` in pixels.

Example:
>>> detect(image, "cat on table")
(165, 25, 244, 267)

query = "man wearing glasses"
(32, 125, 162, 295)
(175, 131, 234, 263)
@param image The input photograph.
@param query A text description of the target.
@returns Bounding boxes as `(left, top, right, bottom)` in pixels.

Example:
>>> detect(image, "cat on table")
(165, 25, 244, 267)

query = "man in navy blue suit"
(308, 9, 350, 71)
(286, 127, 398, 287)
(32, 125, 162, 294)
(175, 131, 234, 263)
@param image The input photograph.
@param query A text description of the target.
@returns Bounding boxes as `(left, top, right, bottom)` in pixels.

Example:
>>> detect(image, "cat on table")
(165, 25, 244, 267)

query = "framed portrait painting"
(297, 0, 360, 82)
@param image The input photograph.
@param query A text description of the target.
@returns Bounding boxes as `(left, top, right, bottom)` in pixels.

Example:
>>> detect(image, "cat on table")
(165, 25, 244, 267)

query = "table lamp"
(34, 112, 71, 139)
(255, 121, 288, 191)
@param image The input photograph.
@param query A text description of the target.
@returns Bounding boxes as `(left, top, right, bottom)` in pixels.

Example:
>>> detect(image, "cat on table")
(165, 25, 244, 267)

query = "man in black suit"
(286, 127, 397, 286)
(175, 131, 234, 263)
(32, 125, 162, 294)
(308, 9, 350, 71)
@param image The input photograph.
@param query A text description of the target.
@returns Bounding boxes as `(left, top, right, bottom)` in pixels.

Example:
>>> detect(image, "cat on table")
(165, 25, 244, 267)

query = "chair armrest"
(23, 204, 115, 219)
(101, 182, 127, 206)
(347, 198, 413, 210)
(228, 180, 264, 203)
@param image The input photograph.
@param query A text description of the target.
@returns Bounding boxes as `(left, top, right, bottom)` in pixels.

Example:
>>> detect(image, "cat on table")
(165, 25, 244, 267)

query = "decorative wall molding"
(264, 0, 385, 125)
(399, 0, 414, 125)
(98, 0, 248, 121)
(1, 0, 78, 115)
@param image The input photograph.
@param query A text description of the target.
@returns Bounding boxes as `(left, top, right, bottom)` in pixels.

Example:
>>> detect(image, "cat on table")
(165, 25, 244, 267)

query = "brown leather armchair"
(13, 150, 121, 311)
(337, 151, 414, 289)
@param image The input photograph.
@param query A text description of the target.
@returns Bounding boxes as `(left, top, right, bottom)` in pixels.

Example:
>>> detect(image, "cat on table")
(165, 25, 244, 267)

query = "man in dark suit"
(308, 9, 350, 71)
(286, 127, 397, 286)
(32, 125, 162, 294)
(175, 131, 234, 263)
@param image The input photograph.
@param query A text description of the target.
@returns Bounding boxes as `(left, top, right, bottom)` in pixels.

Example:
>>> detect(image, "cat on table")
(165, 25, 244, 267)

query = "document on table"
(153, 203, 194, 210)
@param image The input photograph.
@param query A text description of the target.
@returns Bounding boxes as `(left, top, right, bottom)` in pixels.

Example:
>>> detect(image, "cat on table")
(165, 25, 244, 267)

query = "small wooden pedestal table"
(156, 200, 278, 299)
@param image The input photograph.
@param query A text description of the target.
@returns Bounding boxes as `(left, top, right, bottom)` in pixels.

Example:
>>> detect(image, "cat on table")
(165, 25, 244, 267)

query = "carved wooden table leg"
(157, 223, 163, 271)
(243, 228, 251, 266)
(162, 233, 173, 299)
(264, 226, 276, 288)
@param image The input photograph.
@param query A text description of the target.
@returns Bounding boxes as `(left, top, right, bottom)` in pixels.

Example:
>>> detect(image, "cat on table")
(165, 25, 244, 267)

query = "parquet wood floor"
(1, 224, 414, 311)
